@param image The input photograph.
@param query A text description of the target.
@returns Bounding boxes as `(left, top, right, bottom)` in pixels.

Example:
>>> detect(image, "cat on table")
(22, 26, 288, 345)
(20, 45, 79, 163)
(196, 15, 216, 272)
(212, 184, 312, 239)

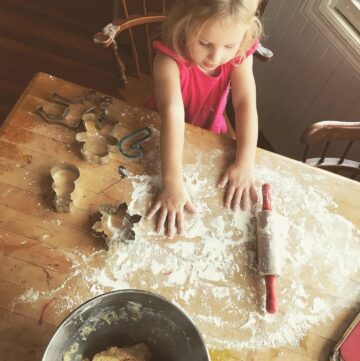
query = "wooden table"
(0, 73, 359, 361)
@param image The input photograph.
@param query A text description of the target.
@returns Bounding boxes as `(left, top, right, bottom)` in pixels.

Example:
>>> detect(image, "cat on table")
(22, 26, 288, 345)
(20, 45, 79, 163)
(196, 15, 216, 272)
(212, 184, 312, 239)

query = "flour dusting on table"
(17, 149, 360, 351)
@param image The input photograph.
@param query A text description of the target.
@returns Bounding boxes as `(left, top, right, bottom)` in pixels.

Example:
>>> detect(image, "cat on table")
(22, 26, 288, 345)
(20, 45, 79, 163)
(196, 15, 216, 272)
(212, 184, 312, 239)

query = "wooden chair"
(94, 0, 273, 109)
(93, 0, 167, 106)
(301, 121, 360, 180)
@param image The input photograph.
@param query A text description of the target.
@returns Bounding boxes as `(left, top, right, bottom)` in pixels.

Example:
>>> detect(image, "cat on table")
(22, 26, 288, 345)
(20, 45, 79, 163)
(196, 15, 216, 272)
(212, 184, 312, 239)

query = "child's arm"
(146, 53, 196, 237)
(218, 55, 259, 210)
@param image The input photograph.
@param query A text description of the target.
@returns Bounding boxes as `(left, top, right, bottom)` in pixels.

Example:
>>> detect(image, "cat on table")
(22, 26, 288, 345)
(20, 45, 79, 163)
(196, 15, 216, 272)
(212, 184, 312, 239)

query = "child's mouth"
(204, 62, 217, 69)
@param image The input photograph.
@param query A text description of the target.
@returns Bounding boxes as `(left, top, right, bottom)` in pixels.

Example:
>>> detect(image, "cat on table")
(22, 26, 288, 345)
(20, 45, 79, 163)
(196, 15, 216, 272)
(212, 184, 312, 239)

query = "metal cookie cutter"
(32, 89, 111, 131)
(32, 105, 75, 129)
(32, 89, 96, 130)
(49, 89, 97, 106)
(76, 117, 118, 164)
(91, 202, 141, 248)
(84, 95, 113, 129)
(118, 127, 152, 159)
(50, 163, 80, 213)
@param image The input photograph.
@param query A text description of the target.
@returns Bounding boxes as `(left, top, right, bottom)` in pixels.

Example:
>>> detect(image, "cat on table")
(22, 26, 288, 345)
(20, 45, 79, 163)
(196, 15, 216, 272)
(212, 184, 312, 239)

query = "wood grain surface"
(0, 73, 359, 361)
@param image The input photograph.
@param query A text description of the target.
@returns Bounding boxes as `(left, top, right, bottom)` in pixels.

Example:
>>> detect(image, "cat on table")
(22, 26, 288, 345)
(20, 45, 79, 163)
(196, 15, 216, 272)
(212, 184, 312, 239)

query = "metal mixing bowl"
(42, 289, 210, 361)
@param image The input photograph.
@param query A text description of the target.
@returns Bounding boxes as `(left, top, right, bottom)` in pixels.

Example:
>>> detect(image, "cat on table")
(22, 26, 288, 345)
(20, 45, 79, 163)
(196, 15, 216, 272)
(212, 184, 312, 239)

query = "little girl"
(146, 0, 263, 238)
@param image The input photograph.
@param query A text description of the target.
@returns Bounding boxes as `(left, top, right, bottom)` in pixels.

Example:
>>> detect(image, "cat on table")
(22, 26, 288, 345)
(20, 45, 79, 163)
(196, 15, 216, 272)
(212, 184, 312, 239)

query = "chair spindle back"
(94, 0, 167, 87)
(301, 121, 360, 180)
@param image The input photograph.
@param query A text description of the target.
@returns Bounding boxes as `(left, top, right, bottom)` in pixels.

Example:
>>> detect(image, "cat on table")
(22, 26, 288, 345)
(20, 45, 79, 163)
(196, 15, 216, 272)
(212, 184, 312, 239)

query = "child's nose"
(208, 49, 222, 64)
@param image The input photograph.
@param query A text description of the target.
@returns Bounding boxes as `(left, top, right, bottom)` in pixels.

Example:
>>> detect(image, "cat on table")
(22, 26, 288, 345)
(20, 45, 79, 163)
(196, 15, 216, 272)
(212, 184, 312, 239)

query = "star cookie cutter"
(91, 202, 141, 248)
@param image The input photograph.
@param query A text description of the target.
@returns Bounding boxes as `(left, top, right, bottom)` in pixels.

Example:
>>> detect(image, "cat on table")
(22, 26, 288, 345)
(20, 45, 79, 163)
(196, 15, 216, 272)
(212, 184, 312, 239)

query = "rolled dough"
(83, 343, 151, 361)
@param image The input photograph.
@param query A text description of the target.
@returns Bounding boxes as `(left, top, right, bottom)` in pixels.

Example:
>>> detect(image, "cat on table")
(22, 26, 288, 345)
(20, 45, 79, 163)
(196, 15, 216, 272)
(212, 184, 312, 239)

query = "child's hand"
(217, 162, 258, 210)
(146, 181, 196, 238)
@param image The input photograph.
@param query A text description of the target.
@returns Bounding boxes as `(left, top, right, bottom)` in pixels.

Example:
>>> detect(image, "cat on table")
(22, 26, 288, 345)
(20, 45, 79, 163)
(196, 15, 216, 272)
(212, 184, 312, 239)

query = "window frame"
(302, 0, 360, 73)
(336, 0, 360, 33)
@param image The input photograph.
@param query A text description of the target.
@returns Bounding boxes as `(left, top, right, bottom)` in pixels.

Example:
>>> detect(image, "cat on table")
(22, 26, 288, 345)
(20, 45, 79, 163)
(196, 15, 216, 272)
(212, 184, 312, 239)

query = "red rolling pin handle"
(265, 275, 277, 314)
(262, 183, 272, 211)
(262, 183, 277, 314)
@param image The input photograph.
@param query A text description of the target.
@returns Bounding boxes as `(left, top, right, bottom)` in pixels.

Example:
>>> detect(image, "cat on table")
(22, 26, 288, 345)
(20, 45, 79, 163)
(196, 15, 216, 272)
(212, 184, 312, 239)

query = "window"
(302, 0, 360, 73)
(335, 0, 360, 33)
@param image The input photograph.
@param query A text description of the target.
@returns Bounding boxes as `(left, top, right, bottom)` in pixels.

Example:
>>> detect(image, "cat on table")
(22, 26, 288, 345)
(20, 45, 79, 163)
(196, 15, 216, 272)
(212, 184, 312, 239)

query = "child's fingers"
(240, 188, 248, 210)
(176, 211, 184, 234)
(224, 185, 235, 208)
(249, 185, 258, 204)
(232, 188, 242, 211)
(167, 212, 176, 239)
(146, 202, 161, 220)
(156, 207, 167, 233)
(217, 173, 228, 189)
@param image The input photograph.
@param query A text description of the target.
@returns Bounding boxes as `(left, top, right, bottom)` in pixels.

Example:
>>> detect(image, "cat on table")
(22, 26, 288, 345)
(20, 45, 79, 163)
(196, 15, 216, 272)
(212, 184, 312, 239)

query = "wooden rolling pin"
(257, 183, 280, 314)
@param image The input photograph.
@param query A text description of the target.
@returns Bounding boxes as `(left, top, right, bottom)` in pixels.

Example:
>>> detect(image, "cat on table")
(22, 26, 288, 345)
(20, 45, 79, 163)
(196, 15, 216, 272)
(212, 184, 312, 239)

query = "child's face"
(186, 16, 246, 74)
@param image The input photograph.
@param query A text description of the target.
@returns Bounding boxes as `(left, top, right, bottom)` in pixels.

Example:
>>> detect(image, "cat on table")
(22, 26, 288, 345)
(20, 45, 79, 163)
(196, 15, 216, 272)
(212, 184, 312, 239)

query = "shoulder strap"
(153, 41, 186, 64)
(233, 40, 260, 65)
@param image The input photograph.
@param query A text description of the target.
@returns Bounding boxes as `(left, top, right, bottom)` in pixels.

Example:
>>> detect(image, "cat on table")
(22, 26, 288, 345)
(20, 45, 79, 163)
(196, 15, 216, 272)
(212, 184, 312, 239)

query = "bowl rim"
(42, 288, 210, 361)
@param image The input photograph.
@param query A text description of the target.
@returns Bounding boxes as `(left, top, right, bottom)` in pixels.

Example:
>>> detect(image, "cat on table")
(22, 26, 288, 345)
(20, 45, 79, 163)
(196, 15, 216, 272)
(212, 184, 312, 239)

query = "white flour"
(17, 146, 360, 352)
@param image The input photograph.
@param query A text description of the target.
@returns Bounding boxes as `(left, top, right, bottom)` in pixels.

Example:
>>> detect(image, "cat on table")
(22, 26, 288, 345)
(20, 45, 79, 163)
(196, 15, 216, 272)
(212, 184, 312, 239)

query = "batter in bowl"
(83, 343, 151, 361)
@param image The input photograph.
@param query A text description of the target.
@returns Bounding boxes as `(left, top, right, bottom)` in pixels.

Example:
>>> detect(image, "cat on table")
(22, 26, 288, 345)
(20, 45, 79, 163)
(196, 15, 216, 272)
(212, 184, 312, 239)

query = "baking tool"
(82, 94, 113, 129)
(257, 183, 280, 314)
(32, 90, 113, 130)
(75, 116, 118, 164)
(50, 163, 80, 212)
(49, 89, 97, 106)
(32, 105, 79, 130)
(91, 203, 141, 248)
(118, 127, 152, 159)
(41, 290, 210, 361)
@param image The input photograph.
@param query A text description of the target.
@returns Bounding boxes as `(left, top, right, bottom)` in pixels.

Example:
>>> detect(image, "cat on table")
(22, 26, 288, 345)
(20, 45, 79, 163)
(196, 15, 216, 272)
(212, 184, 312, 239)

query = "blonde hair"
(162, 0, 263, 60)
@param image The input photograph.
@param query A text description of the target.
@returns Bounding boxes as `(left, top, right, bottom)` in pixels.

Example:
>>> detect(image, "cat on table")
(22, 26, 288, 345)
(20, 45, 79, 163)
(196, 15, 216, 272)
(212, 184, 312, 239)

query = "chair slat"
(129, 30, 141, 78)
(142, 0, 147, 15)
(141, 0, 152, 73)
(121, 0, 129, 18)
(302, 145, 309, 163)
(120, 1, 141, 77)
(339, 140, 353, 164)
(145, 25, 153, 74)
(320, 141, 330, 164)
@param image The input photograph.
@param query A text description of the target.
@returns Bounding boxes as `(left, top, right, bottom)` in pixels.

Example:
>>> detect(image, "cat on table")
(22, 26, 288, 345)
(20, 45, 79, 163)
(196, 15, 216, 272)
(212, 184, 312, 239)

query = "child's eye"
(225, 44, 236, 49)
(199, 40, 211, 47)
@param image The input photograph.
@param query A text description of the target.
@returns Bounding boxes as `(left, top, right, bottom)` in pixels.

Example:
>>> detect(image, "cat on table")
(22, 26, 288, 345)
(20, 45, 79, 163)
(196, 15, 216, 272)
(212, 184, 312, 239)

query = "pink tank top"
(144, 41, 258, 134)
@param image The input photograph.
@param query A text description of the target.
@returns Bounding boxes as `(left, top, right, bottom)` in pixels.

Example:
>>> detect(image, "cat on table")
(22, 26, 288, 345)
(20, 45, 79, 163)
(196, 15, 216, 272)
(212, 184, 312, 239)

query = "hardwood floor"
(0, 0, 118, 124)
